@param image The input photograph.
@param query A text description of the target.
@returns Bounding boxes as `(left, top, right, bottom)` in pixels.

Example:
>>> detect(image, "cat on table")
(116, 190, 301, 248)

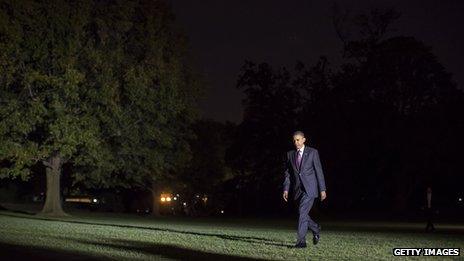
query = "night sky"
(172, 0, 464, 123)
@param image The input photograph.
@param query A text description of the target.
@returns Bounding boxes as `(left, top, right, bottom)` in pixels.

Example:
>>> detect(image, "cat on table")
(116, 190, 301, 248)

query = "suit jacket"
(283, 146, 326, 199)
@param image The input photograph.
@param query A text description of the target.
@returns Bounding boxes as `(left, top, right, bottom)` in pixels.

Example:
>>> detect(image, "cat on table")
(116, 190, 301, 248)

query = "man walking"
(283, 131, 327, 248)
(424, 186, 435, 232)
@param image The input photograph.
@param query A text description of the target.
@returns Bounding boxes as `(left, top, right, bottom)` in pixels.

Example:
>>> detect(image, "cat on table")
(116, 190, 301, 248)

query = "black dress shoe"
(313, 234, 320, 245)
(294, 242, 307, 248)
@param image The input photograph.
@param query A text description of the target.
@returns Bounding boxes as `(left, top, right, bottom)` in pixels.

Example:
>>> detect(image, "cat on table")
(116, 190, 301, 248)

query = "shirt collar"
(298, 145, 305, 154)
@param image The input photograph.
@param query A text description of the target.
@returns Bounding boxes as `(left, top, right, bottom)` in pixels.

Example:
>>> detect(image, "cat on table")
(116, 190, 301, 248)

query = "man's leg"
(296, 192, 315, 244)
(308, 205, 321, 236)
(425, 209, 434, 232)
(429, 210, 435, 231)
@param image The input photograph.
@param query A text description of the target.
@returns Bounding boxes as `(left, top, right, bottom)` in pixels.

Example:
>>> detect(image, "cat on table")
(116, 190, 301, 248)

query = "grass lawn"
(0, 210, 463, 260)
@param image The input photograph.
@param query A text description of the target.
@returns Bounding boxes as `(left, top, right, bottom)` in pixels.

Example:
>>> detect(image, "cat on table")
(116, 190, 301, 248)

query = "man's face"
(293, 134, 306, 150)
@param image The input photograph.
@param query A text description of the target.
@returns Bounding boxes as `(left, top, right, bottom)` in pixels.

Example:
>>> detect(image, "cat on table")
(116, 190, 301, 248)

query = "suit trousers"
(296, 191, 320, 244)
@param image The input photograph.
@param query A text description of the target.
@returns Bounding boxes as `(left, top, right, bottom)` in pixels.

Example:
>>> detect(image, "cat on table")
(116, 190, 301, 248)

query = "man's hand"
(283, 191, 288, 202)
(320, 191, 327, 201)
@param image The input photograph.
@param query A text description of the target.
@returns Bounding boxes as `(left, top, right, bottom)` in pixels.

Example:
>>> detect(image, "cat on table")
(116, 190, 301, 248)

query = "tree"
(0, 0, 200, 216)
(180, 120, 235, 193)
(329, 8, 464, 212)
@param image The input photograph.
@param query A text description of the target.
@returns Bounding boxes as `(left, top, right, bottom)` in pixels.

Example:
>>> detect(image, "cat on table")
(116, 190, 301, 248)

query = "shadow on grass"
(0, 241, 108, 261)
(321, 223, 464, 235)
(0, 211, 292, 247)
(72, 238, 265, 260)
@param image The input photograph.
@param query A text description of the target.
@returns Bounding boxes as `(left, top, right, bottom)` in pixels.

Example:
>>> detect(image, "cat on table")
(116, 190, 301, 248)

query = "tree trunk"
(39, 155, 69, 217)
(151, 181, 161, 217)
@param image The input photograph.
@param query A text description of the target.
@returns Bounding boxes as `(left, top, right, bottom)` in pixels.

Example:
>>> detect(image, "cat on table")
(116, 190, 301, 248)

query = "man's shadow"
(71, 237, 267, 260)
(0, 241, 106, 261)
(0, 211, 294, 248)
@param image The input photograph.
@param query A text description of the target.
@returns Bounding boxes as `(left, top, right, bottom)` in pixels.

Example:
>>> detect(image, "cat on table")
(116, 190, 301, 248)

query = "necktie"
(296, 150, 302, 170)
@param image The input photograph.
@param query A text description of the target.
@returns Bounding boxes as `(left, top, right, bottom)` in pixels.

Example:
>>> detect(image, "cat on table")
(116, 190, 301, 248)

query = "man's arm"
(283, 152, 290, 202)
(313, 149, 327, 200)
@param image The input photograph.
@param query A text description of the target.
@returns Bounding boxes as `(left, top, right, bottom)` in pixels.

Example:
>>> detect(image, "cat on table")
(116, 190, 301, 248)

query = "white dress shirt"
(297, 145, 305, 157)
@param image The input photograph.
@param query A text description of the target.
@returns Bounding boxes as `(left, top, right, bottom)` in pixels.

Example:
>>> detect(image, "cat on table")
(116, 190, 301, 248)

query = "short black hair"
(293, 130, 305, 137)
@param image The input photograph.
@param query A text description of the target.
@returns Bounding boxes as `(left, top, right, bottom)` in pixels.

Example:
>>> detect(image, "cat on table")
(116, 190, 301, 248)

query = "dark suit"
(425, 190, 435, 232)
(283, 146, 326, 244)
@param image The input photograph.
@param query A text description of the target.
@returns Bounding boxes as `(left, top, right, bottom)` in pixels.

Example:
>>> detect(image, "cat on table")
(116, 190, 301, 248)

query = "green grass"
(0, 210, 463, 260)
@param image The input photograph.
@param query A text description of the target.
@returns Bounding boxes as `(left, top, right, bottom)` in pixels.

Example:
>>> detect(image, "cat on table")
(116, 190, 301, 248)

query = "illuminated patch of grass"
(0, 211, 462, 260)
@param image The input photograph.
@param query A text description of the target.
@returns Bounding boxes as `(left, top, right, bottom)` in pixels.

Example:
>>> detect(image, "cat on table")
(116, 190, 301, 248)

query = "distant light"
(65, 198, 92, 203)
(176, 194, 180, 197)
(173, 197, 177, 200)
(220, 210, 224, 214)
(166, 197, 171, 202)
(459, 197, 463, 202)
(145, 209, 149, 213)
(196, 195, 200, 198)
(92, 198, 98, 203)
(183, 202, 187, 206)
(161, 197, 166, 202)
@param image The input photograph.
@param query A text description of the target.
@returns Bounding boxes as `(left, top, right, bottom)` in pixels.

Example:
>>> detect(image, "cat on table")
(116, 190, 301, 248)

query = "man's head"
(292, 131, 306, 150)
